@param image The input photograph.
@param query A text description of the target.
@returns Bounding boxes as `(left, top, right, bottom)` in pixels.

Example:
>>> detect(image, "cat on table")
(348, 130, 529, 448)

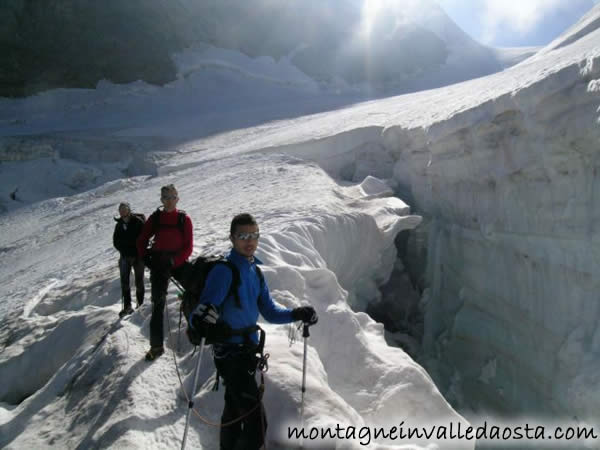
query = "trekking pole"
(299, 322, 310, 448)
(119, 260, 125, 313)
(167, 276, 184, 351)
(171, 277, 184, 292)
(181, 337, 205, 450)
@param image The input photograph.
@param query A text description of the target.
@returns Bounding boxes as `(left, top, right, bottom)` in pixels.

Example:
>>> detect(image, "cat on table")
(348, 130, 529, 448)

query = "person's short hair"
(230, 213, 258, 236)
(118, 202, 131, 212)
(161, 184, 178, 199)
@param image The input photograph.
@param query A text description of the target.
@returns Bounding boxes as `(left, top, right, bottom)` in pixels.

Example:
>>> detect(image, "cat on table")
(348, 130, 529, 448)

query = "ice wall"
(383, 53, 600, 417)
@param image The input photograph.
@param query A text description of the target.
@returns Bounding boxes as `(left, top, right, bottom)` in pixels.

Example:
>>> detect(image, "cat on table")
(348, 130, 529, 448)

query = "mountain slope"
(0, 0, 502, 97)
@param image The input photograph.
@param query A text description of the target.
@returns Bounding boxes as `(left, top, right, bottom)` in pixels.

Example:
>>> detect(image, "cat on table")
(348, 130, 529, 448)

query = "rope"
(288, 321, 304, 346)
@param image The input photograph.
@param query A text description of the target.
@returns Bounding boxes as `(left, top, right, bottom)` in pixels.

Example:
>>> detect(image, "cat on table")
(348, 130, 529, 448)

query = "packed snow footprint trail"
(0, 154, 465, 449)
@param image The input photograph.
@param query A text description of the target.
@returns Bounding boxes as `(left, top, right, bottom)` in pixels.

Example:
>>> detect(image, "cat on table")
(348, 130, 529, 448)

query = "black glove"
(292, 306, 318, 325)
(188, 304, 219, 344)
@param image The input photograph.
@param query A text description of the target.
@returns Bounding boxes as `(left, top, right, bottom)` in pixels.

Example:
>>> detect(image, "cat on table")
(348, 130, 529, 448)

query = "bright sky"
(436, 0, 598, 47)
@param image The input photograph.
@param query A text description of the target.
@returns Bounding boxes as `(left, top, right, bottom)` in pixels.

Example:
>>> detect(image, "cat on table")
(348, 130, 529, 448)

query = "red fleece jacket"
(136, 209, 193, 268)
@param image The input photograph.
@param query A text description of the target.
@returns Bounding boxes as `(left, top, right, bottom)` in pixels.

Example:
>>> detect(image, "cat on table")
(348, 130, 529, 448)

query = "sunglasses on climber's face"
(234, 232, 260, 241)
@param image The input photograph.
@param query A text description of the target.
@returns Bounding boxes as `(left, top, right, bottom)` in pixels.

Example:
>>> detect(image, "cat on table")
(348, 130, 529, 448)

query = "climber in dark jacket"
(113, 202, 145, 317)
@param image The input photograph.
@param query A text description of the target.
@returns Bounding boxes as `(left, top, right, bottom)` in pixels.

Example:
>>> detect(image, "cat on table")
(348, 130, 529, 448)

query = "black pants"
(119, 256, 145, 308)
(149, 263, 185, 348)
(214, 346, 266, 450)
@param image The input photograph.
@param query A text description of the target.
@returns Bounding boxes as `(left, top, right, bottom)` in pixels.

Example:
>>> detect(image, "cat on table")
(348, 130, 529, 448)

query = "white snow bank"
(0, 156, 128, 212)
(0, 154, 466, 449)
(358, 176, 395, 198)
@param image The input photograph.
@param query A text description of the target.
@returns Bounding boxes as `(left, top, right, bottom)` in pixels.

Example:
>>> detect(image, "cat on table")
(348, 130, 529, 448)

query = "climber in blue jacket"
(190, 213, 317, 450)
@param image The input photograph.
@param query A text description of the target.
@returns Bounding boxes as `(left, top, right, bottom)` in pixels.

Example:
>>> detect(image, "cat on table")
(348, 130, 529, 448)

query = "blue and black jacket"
(197, 248, 294, 344)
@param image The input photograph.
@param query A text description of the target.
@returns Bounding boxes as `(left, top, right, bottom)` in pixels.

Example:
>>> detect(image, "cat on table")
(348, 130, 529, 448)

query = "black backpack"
(179, 255, 264, 324)
(178, 257, 268, 372)
(148, 208, 186, 235)
(113, 212, 146, 224)
(132, 212, 146, 223)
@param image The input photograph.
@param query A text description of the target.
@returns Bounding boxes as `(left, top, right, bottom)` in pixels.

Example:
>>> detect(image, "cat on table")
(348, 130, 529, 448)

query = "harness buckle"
(257, 353, 270, 373)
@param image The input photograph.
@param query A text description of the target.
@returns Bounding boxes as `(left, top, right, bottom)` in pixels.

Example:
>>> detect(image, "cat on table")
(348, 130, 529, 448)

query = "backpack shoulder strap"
(134, 212, 146, 221)
(150, 208, 186, 235)
(177, 210, 187, 234)
(255, 265, 265, 290)
(150, 208, 161, 234)
(131, 213, 145, 226)
(217, 259, 242, 309)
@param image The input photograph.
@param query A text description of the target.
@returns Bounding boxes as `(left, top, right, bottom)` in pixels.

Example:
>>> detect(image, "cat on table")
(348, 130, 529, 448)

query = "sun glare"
(362, 0, 385, 33)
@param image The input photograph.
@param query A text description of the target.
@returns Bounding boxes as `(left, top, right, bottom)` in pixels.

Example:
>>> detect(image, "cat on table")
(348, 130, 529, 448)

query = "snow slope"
(0, 151, 469, 449)
(491, 47, 540, 68)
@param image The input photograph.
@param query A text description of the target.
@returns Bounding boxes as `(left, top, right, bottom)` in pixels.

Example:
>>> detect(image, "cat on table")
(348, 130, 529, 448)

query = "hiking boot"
(119, 306, 134, 318)
(145, 346, 164, 361)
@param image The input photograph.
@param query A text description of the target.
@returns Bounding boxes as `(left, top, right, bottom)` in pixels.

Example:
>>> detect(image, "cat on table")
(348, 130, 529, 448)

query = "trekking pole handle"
(302, 322, 310, 338)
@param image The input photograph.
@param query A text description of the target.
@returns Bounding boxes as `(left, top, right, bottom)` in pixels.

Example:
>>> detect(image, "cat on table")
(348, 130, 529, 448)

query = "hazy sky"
(436, 0, 598, 47)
